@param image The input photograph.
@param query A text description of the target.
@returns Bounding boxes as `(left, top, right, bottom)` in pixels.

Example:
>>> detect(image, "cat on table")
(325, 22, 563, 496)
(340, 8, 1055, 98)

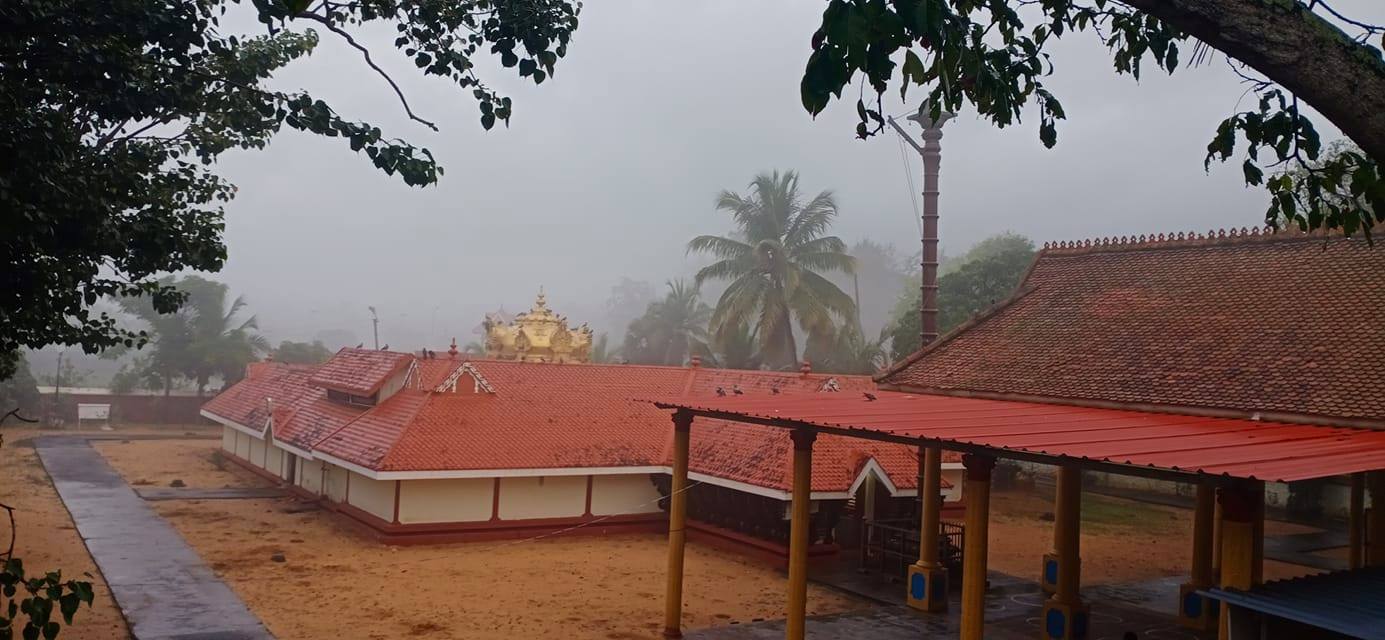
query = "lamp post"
(368, 306, 380, 350)
(889, 108, 955, 347)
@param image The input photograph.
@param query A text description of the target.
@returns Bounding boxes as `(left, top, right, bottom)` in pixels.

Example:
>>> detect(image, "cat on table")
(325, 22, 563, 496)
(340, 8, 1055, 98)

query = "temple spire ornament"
(482, 288, 593, 363)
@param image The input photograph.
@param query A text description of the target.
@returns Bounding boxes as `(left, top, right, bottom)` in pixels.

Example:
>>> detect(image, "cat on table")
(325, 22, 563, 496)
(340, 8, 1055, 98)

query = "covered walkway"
(649, 390, 1385, 640)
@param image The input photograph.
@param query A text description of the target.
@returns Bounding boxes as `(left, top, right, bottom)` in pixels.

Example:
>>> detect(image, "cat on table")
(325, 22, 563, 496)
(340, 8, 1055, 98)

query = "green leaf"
(1242, 160, 1264, 186)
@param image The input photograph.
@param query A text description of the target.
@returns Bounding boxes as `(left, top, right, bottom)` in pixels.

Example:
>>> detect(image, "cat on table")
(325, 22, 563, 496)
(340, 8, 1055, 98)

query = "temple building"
(202, 348, 964, 556)
(482, 289, 594, 363)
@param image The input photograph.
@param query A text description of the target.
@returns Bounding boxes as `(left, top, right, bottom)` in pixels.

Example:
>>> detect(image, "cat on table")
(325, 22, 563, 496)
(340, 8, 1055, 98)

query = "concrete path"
(135, 487, 285, 501)
(36, 436, 274, 640)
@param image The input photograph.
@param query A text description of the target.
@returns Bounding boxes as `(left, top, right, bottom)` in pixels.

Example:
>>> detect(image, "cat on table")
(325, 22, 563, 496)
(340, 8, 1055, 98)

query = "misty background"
(30, 0, 1381, 381)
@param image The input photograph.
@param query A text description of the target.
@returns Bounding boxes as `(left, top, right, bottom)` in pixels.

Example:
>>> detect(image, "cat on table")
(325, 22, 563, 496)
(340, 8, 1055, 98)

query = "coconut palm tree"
(689, 170, 857, 370)
(120, 276, 268, 396)
(179, 276, 270, 394)
(621, 280, 712, 366)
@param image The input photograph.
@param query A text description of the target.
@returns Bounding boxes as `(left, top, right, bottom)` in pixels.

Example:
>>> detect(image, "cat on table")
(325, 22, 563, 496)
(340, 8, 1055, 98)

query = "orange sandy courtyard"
(8, 431, 1333, 639)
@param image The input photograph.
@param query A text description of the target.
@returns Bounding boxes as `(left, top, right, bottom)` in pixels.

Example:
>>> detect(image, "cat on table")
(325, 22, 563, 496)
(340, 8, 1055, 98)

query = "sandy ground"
(152, 497, 862, 639)
(94, 438, 266, 489)
(983, 489, 1327, 584)
(10, 432, 1345, 640)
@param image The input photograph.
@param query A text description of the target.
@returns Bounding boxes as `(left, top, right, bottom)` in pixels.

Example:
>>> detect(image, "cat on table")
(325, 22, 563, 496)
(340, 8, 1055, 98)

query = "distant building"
(202, 349, 964, 555)
(482, 289, 593, 363)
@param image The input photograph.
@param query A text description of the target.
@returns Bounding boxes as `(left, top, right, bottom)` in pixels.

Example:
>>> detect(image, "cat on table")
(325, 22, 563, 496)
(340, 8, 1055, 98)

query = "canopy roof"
(651, 390, 1385, 483)
(1202, 567, 1385, 639)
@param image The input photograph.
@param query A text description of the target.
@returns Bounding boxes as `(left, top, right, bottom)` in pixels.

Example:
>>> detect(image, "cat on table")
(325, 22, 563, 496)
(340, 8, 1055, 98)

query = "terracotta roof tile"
(308, 348, 413, 396)
(213, 357, 928, 495)
(880, 230, 1385, 425)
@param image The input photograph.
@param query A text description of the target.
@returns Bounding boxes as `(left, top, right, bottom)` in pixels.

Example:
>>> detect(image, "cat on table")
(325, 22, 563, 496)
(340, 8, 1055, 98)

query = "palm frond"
(687, 234, 752, 260)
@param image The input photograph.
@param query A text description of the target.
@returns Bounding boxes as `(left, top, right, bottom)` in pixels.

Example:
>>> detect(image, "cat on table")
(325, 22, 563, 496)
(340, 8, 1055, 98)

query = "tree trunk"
(780, 306, 798, 370)
(1122, 0, 1385, 161)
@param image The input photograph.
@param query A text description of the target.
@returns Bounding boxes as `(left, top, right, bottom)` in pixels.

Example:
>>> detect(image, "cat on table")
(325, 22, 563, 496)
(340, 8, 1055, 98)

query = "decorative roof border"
(433, 361, 495, 394)
(1039, 224, 1373, 256)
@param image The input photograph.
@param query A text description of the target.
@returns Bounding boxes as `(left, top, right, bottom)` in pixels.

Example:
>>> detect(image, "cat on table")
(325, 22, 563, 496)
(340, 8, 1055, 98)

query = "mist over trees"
(888, 233, 1037, 360)
(690, 171, 857, 370)
(117, 276, 269, 396)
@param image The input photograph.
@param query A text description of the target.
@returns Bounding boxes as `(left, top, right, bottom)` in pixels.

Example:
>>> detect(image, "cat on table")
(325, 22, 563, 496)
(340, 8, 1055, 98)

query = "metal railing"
(859, 518, 964, 577)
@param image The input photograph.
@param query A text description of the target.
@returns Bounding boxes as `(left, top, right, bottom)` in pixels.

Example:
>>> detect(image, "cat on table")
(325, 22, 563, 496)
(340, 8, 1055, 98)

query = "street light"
(368, 306, 379, 350)
(888, 108, 956, 347)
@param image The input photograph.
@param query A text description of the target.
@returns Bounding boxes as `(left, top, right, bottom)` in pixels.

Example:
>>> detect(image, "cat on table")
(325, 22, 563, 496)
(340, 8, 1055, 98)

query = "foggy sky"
(207, 0, 1382, 350)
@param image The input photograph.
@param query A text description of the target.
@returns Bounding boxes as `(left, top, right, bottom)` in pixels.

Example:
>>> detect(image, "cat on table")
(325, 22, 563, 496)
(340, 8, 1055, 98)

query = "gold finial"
(534, 286, 547, 310)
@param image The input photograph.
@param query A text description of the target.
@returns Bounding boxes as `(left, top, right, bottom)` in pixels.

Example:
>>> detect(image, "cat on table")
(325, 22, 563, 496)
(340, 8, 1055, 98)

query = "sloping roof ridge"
(876, 285, 1040, 382)
(303, 387, 420, 453)
(374, 388, 447, 471)
(1038, 224, 1369, 256)
(870, 384, 1385, 431)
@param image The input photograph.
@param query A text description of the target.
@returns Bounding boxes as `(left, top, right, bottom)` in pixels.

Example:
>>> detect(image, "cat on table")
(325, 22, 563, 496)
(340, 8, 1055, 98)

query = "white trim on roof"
(200, 409, 265, 440)
(310, 450, 669, 481)
(846, 458, 900, 497)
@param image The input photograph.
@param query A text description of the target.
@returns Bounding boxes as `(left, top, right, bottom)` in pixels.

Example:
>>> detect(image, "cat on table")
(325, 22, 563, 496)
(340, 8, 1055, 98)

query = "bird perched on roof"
(716, 387, 727, 397)
(863, 392, 877, 401)
(356, 343, 364, 349)
(770, 387, 780, 395)
(381, 344, 389, 350)
(732, 385, 744, 395)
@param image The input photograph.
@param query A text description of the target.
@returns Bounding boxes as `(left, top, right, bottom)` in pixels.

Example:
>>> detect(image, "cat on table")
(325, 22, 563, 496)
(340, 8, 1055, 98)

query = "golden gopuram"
(482, 288, 593, 363)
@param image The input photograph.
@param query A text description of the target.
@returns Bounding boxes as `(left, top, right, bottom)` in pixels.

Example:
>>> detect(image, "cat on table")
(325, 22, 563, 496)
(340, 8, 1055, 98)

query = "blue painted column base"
(1040, 599, 1090, 640)
(1040, 552, 1060, 595)
(906, 563, 948, 612)
(1177, 582, 1218, 631)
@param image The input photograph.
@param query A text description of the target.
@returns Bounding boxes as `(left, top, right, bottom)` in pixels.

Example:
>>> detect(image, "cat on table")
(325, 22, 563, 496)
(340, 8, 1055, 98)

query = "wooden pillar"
(1041, 465, 1089, 639)
(786, 429, 816, 640)
(1179, 481, 1217, 631)
(1350, 473, 1365, 570)
(1217, 480, 1263, 640)
(960, 454, 994, 640)
(663, 410, 692, 638)
(1040, 467, 1073, 595)
(908, 445, 947, 612)
(1369, 471, 1385, 567)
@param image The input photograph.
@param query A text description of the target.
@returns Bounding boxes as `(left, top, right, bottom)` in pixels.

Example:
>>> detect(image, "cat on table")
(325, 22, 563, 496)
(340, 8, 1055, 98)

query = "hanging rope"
(895, 131, 923, 236)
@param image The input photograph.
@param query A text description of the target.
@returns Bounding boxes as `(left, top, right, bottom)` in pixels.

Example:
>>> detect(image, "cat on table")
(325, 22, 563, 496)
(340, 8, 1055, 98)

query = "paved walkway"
(36, 436, 274, 640)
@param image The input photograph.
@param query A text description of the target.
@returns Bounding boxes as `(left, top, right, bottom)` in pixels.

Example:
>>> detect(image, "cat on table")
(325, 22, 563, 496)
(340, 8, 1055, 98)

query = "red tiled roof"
(308, 348, 414, 396)
(880, 230, 1385, 426)
(201, 363, 316, 430)
(657, 390, 1385, 483)
(211, 353, 929, 495)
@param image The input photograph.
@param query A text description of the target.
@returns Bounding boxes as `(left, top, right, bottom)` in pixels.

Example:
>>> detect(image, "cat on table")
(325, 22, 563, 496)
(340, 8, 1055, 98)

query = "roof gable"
(879, 229, 1385, 425)
(308, 348, 414, 396)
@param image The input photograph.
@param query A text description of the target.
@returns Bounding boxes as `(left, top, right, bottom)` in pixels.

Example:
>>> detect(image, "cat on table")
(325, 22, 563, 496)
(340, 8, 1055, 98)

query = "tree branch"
(298, 12, 439, 131)
(1119, 0, 1385, 162)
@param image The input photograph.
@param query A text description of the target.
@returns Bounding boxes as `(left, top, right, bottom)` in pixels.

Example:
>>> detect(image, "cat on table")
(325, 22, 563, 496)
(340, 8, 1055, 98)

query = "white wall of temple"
(265, 444, 286, 479)
(498, 476, 587, 520)
(221, 426, 235, 452)
(590, 474, 662, 516)
(234, 430, 251, 459)
(942, 466, 964, 504)
(347, 471, 396, 521)
(324, 464, 349, 503)
(298, 456, 325, 495)
(248, 438, 266, 469)
(397, 477, 494, 524)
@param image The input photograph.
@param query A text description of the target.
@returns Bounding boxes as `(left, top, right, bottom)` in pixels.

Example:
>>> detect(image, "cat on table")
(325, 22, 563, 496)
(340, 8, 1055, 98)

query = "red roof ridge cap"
(1038, 224, 1380, 257)
(375, 389, 444, 471)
